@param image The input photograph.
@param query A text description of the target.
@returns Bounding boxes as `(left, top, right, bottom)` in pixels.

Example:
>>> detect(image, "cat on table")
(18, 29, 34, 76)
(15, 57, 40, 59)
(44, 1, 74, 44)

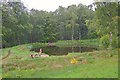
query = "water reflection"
(30, 46, 96, 56)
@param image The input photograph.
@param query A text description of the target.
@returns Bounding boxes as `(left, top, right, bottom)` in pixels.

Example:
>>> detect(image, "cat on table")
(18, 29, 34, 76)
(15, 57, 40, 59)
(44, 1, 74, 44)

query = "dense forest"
(1, 1, 120, 48)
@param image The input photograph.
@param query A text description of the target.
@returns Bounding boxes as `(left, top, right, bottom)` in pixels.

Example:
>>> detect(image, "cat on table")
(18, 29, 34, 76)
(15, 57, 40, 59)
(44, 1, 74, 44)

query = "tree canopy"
(1, 1, 119, 48)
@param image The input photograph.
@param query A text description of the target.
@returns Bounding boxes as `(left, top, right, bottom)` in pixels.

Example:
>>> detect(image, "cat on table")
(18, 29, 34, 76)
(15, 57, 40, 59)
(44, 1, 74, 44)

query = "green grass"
(2, 50, 118, 78)
(3, 57, 118, 78)
(1, 39, 118, 78)
(24, 39, 99, 49)
(54, 39, 99, 48)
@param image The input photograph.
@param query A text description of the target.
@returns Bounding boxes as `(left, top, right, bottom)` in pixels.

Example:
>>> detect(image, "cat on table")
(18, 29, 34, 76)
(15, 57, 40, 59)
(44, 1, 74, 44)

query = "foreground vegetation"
(2, 49, 118, 78)
(2, 39, 118, 78)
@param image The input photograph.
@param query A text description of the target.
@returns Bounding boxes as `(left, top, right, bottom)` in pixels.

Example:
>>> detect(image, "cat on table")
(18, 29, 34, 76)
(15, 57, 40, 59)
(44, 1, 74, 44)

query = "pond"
(30, 46, 97, 56)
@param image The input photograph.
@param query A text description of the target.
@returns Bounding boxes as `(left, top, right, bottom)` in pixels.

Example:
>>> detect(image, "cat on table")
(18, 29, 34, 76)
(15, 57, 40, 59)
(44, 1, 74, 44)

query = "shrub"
(111, 36, 118, 48)
(100, 34, 110, 48)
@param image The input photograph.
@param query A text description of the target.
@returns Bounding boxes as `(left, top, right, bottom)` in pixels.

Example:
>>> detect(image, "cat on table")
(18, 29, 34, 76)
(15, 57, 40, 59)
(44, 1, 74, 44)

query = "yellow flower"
(70, 57, 78, 64)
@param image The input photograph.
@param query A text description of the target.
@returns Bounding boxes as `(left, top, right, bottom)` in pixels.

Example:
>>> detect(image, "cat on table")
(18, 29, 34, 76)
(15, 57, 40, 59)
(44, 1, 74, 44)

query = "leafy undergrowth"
(2, 46, 118, 78)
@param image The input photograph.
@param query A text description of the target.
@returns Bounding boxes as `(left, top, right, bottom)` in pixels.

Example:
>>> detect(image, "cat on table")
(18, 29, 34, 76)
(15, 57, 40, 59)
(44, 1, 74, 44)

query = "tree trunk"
(17, 37, 21, 45)
(30, 32, 32, 43)
(110, 31, 112, 48)
(71, 26, 74, 40)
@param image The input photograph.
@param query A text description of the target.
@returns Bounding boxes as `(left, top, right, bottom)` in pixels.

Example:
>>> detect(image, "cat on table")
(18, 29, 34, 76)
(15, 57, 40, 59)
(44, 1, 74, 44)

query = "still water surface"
(30, 46, 97, 56)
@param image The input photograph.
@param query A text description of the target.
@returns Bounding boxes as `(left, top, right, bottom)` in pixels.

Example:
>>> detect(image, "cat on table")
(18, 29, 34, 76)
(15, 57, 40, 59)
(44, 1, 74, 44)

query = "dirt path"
(2, 50, 11, 60)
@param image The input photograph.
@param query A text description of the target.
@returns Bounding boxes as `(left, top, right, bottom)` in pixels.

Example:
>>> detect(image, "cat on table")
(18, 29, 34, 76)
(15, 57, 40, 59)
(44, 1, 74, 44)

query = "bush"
(100, 34, 110, 48)
(111, 36, 118, 48)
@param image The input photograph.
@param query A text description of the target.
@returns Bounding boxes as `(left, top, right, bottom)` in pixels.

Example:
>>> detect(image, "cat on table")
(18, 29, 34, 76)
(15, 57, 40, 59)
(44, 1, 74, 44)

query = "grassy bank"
(29, 39, 99, 49)
(55, 39, 99, 48)
(1, 39, 118, 78)
(2, 39, 99, 59)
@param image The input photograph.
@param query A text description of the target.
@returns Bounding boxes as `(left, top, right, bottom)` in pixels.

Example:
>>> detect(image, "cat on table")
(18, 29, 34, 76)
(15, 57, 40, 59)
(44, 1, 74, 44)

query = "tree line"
(1, 1, 119, 48)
